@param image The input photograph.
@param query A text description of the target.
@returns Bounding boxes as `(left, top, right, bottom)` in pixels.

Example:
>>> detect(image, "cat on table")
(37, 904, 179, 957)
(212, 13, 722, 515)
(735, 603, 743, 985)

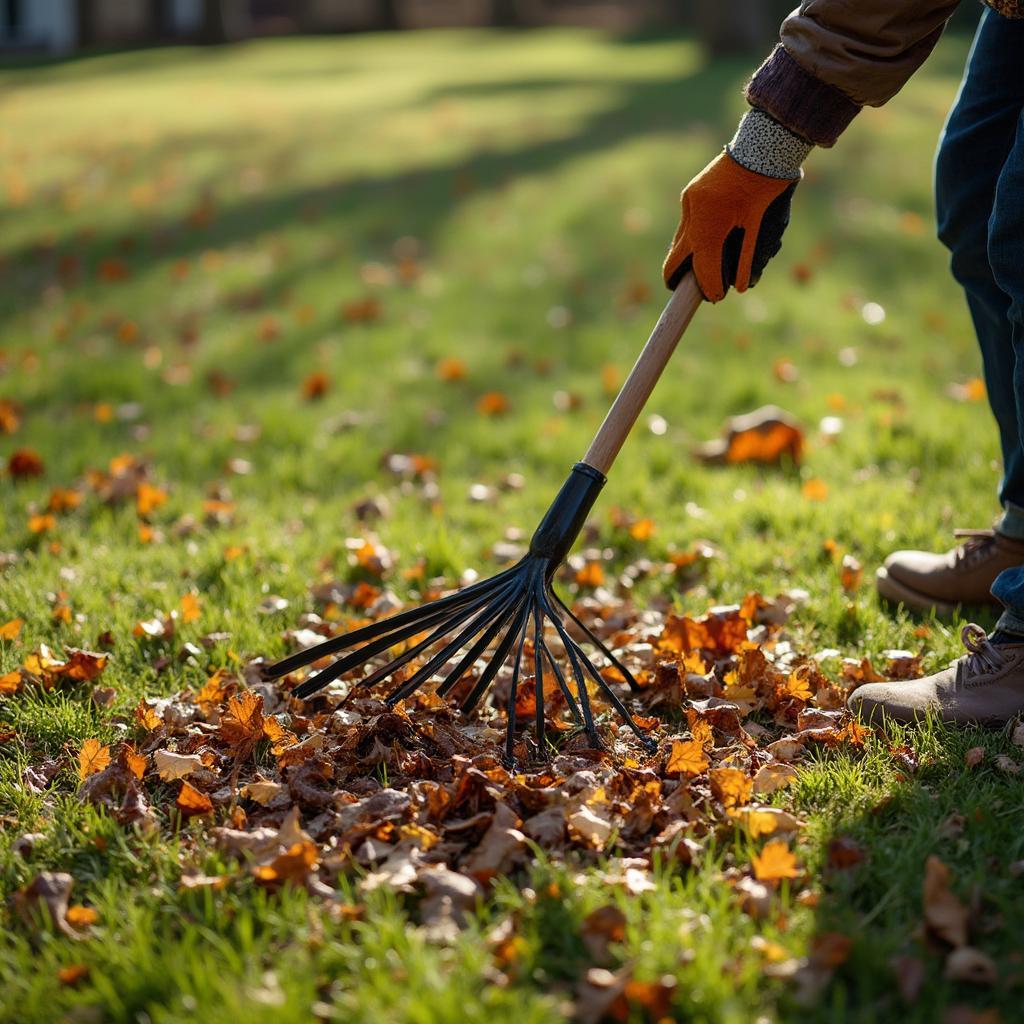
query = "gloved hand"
(663, 110, 810, 302)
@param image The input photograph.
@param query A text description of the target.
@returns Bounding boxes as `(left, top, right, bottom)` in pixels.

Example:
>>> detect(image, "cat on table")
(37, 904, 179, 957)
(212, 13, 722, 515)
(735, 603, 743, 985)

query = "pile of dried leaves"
(8, 579, 894, 963)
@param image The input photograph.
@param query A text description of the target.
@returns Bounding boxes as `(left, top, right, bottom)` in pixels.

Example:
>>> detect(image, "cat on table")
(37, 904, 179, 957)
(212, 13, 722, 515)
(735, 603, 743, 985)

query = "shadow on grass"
(801, 714, 1024, 1023)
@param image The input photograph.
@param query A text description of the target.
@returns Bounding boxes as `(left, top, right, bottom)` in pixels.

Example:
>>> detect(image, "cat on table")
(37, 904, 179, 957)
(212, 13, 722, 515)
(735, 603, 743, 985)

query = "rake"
(266, 274, 703, 761)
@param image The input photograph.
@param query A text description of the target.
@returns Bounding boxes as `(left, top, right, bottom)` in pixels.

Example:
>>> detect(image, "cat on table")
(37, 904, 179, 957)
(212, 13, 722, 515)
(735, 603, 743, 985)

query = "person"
(663, 1, 1024, 725)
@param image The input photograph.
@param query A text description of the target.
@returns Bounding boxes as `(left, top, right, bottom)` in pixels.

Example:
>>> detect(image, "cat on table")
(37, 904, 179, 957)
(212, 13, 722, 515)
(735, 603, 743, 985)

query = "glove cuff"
(727, 109, 812, 181)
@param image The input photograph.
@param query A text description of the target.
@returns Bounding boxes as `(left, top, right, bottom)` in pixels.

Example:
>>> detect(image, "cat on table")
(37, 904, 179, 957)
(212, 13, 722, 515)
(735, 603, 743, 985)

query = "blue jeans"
(935, 9, 1024, 632)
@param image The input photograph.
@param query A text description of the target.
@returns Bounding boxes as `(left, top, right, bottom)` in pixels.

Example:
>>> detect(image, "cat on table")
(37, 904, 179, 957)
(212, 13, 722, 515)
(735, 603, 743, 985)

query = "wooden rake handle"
(582, 272, 703, 476)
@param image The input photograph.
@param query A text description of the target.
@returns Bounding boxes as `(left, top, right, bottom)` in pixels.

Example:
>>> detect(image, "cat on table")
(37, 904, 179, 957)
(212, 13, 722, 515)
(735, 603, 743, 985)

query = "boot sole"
(875, 567, 960, 618)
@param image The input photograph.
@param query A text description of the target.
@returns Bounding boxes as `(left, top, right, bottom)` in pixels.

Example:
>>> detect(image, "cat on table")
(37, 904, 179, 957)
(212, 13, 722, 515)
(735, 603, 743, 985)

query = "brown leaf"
(923, 855, 968, 947)
(219, 690, 264, 753)
(8, 448, 45, 478)
(890, 953, 926, 1005)
(154, 750, 203, 782)
(964, 746, 986, 769)
(253, 841, 319, 887)
(581, 905, 627, 964)
(12, 872, 77, 937)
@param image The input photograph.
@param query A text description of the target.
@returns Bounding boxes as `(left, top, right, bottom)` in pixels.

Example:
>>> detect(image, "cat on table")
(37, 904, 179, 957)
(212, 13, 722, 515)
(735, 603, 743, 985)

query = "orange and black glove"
(663, 110, 810, 302)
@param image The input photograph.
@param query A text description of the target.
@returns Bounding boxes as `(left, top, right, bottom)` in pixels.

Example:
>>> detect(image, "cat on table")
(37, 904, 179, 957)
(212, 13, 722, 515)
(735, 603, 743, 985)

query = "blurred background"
(0, 1, 912, 56)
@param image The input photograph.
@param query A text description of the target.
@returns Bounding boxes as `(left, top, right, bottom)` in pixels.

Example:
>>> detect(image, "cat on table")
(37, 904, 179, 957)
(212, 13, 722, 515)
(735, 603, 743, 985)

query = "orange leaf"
(135, 482, 167, 517)
(77, 738, 111, 781)
(752, 840, 800, 883)
(57, 964, 90, 986)
(65, 905, 99, 929)
(476, 391, 509, 416)
(574, 562, 604, 588)
(0, 670, 21, 694)
(0, 617, 23, 640)
(176, 781, 214, 817)
(666, 739, 708, 777)
(436, 357, 467, 382)
(134, 698, 162, 732)
(782, 671, 813, 702)
(340, 296, 381, 323)
(253, 840, 318, 886)
(0, 398, 21, 434)
(119, 742, 147, 780)
(196, 668, 230, 709)
(263, 716, 298, 755)
(29, 513, 56, 534)
(219, 690, 264, 750)
(180, 593, 201, 623)
(629, 518, 655, 542)
(709, 767, 753, 809)
(840, 554, 863, 593)
(801, 478, 829, 502)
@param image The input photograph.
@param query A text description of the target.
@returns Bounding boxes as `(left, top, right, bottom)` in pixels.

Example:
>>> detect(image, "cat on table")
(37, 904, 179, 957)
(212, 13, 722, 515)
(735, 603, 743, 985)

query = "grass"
(1, 23, 1022, 1024)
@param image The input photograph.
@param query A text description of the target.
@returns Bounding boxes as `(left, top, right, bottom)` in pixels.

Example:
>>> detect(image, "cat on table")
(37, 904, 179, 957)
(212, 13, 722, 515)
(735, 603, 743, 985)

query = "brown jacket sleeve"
(746, 0, 962, 147)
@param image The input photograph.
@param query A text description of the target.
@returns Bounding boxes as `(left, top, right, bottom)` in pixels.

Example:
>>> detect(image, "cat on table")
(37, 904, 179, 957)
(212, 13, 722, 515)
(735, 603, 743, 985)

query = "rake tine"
(293, 577, 519, 698)
(549, 587, 642, 693)
(267, 566, 517, 678)
(433, 580, 526, 698)
(383, 579, 524, 705)
(535, 591, 584, 728)
(504, 606, 532, 767)
(532, 601, 547, 752)
(459, 588, 534, 715)
(564, 629, 655, 748)
(541, 590, 601, 745)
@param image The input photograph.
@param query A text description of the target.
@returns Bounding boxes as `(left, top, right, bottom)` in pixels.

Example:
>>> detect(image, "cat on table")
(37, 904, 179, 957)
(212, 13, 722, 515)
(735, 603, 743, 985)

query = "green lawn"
(2, 25, 1022, 1024)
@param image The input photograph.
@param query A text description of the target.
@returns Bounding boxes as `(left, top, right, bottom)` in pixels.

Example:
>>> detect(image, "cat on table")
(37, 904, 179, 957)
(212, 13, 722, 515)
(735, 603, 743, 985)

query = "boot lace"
(958, 623, 1005, 684)
(953, 529, 996, 570)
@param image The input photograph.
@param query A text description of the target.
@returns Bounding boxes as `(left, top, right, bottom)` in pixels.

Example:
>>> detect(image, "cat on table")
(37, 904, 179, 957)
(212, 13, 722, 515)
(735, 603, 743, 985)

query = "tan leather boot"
(849, 624, 1024, 726)
(876, 529, 1024, 616)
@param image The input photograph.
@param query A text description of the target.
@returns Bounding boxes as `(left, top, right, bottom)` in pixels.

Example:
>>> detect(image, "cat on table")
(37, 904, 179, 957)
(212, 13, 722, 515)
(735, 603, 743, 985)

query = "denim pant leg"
(935, 10, 1024, 531)
(990, 108, 1024, 633)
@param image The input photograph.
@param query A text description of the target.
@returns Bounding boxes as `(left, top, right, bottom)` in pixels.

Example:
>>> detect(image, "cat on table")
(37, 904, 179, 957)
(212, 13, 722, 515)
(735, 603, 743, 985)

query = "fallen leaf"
(752, 763, 799, 794)
(8, 448, 44, 478)
(666, 739, 708, 776)
(154, 750, 204, 782)
(57, 964, 89, 986)
(65, 905, 98, 929)
(709, 767, 753, 809)
(0, 617, 24, 640)
(77, 739, 111, 781)
(176, 781, 214, 817)
(180, 593, 201, 623)
(964, 746, 985, 769)
(752, 840, 800, 884)
(693, 406, 803, 466)
(923, 855, 968, 947)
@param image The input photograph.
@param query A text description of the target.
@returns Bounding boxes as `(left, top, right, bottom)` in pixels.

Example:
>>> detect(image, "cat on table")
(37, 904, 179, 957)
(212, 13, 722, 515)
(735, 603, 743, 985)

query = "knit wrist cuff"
(727, 109, 812, 180)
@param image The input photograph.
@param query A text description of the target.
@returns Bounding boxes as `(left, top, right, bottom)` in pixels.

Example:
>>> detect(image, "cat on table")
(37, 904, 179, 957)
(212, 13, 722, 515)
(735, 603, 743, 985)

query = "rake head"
(265, 463, 658, 762)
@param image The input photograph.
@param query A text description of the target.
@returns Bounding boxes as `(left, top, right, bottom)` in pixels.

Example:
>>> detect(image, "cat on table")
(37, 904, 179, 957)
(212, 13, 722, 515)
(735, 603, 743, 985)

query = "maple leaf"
(219, 691, 264, 754)
(782, 671, 813, 702)
(176, 781, 214, 817)
(61, 649, 108, 682)
(666, 739, 708, 777)
(77, 739, 111, 781)
(752, 840, 800, 883)
(263, 716, 298, 755)
(196, 669, 230, 710)
(133, 698, 161, 732)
